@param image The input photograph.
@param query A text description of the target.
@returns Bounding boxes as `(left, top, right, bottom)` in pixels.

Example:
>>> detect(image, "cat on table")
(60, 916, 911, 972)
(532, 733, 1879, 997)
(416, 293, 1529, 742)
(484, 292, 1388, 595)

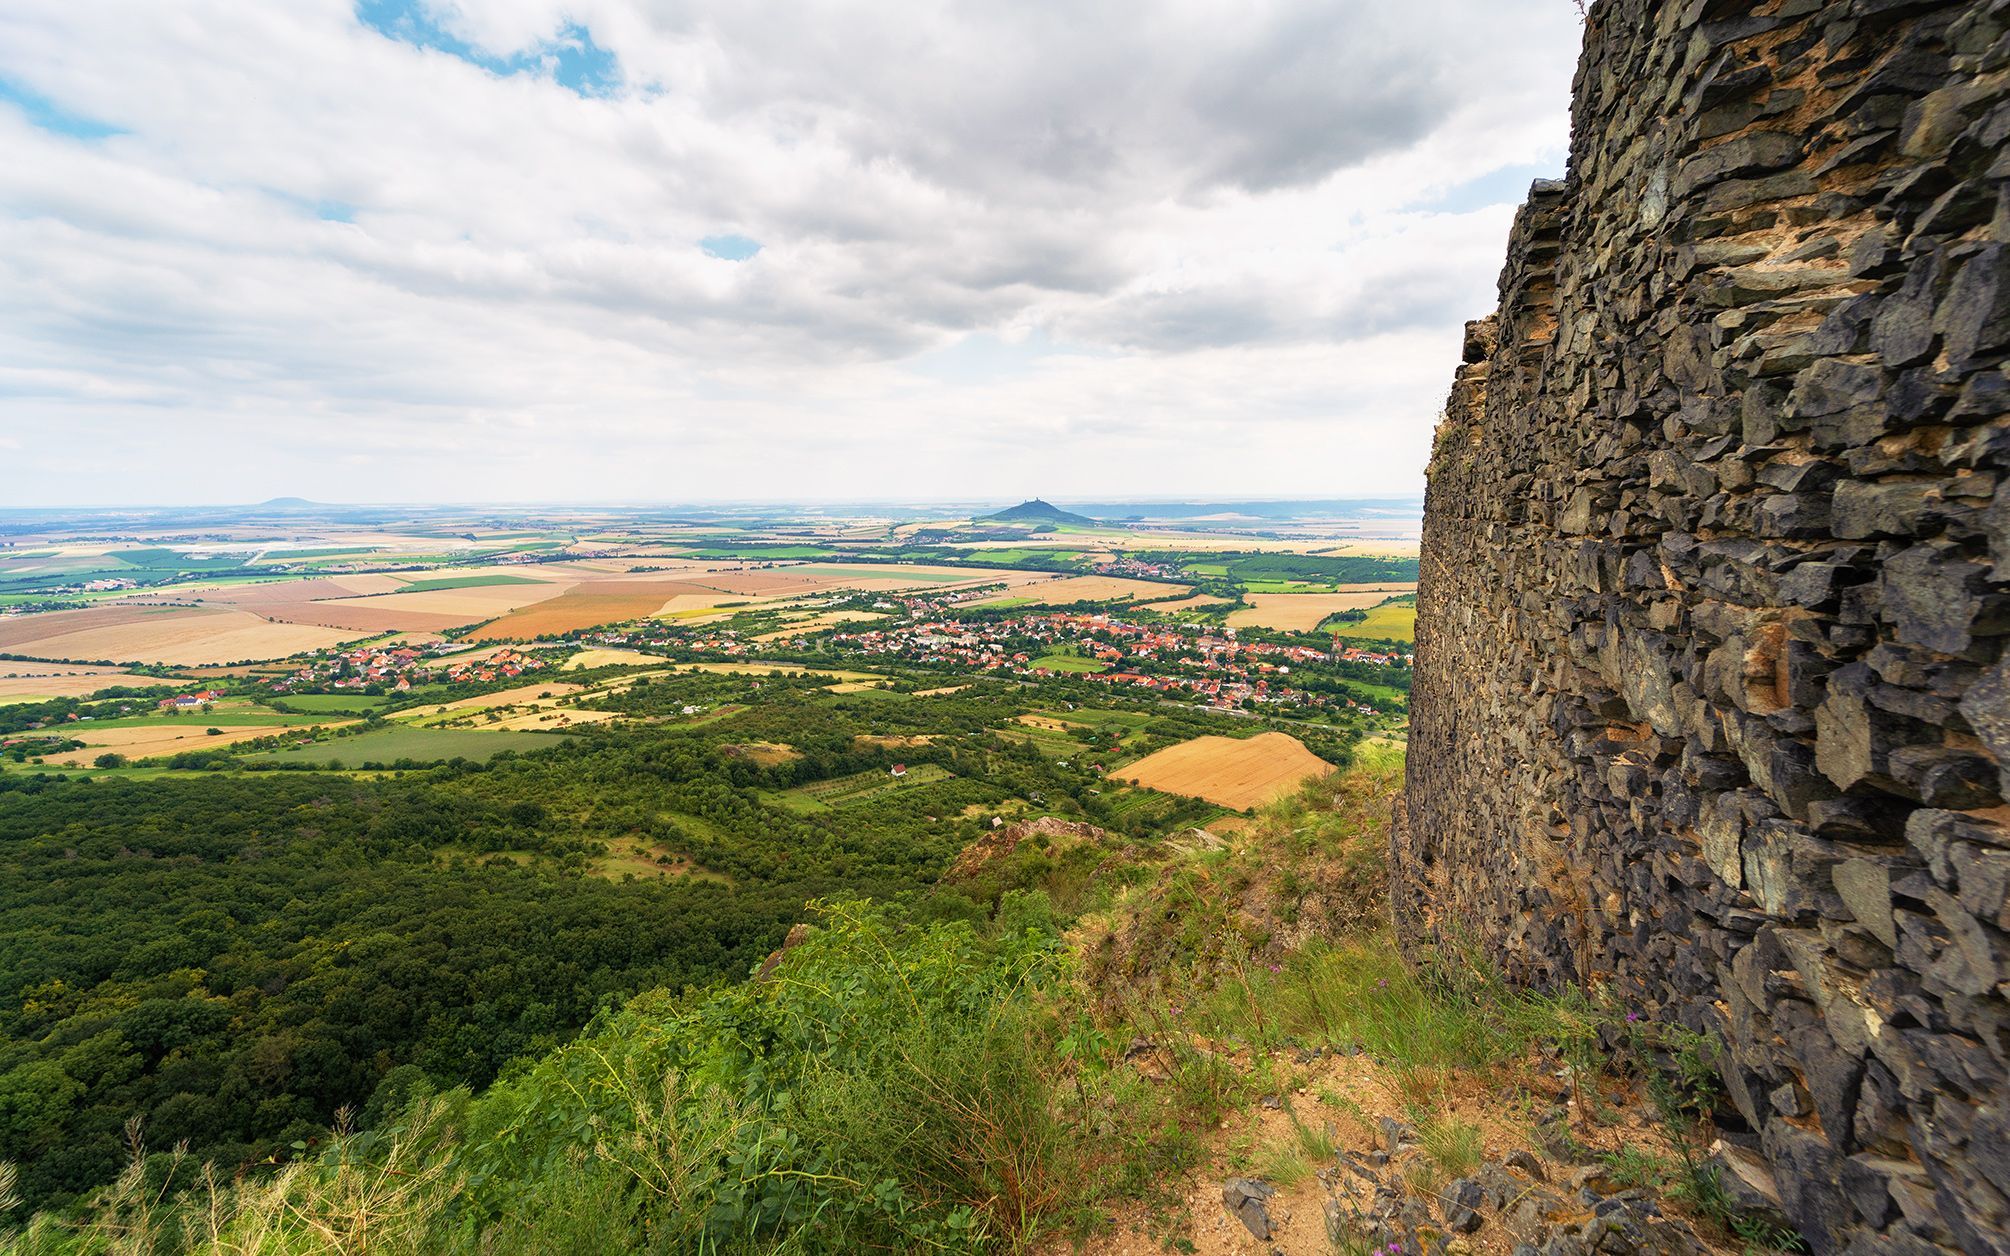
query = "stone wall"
(1393, 2, 2009, 1253)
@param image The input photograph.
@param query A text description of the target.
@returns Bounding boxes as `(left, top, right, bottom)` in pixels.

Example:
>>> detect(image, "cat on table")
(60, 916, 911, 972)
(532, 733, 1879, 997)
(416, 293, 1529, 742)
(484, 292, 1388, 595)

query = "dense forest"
(0, 669, 1325, 1209)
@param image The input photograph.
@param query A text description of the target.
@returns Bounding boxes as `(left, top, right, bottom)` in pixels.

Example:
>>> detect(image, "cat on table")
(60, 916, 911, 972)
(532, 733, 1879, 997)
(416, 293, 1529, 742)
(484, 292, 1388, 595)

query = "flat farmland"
(0, 605, 354, 665)
(783, 563, 1054, 594)
(1138, 593, 1231, 612)
(467, 581, 714, 639)
(752, 610, 886, 641)
(563, 647, 668, 670)
(1109, 731, 1334, 810)
(400, 681, 588, 721)
(1330, 599, 1418, 643)
(321, 577, 572, 626)
(0, 662, 181, 704)
(48, 722, 330, 766)
(1227, 590, 1413, 632)
(253, 599, 474, 634)
(979, 575, 1186, 606)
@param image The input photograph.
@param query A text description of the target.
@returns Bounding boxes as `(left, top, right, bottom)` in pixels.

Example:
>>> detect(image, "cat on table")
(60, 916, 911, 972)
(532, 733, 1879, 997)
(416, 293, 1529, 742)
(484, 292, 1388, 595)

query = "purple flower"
(1625, 1011, 1641, 1023)
(1268, 963, 1281, 973)
(1376, 978, 1388, 989)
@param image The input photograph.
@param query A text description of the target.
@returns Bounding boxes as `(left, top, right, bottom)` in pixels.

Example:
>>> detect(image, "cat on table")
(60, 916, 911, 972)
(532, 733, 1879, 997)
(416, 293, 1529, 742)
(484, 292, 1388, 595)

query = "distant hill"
(981, 498, 1096, 527)
(253, 497, 324, 510)
(1062, 498, 1421, 521)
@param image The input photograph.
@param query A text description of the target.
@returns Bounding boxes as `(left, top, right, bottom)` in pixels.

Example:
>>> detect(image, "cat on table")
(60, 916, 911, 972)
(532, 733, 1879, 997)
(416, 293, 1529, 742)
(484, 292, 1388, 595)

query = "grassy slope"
(6, 745, 1789, 1255)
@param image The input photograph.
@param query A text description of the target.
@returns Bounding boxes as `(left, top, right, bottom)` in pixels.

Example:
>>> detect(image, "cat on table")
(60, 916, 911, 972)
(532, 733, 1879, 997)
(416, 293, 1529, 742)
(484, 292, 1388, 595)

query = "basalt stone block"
(1937, 244, 2010, 366)
(1400, 5, 2009, 1254)
(1836, 859, 1900, 947)
(1878, 545, 1988, 654)
(1832, 480, 1939, 539)
(1957, 658, 2010, 795)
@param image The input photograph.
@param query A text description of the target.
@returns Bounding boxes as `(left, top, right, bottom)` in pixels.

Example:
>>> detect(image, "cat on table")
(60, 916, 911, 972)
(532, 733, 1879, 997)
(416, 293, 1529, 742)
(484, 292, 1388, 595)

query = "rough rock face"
(1393, 3, 2010, 1254)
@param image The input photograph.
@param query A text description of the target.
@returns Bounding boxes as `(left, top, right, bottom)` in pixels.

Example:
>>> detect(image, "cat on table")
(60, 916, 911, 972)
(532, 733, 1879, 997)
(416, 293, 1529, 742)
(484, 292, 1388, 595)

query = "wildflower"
(1625, 1011, 1641, 1023)
(1268, 963, 1281, 973)
(1376, 978, 1388, 989)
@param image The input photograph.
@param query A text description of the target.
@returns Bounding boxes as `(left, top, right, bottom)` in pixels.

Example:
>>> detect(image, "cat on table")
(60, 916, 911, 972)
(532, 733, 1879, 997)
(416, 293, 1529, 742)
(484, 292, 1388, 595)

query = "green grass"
(982, 596, 1038, 609)
(781, 763, 953, 810)
(269, 693, 397, 713)
(394, 574, 546, 593)
(71, 710, 316, 730)
(1030, 653, 1110, 674)
(1419, 1115, 1484, 1178)
(1195, 932, 1600, 1075)
(993, 726, 1088, 758)
(245, 727, 573, 766)
(1033, 707, 1153, 730)
(1328, 600, 1417, 643)
(1243, 579, 1336, 594)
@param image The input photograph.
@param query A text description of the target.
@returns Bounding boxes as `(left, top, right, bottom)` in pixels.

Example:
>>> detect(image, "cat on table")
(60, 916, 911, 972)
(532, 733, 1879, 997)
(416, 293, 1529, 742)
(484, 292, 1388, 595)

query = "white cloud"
(0, 0, 1578, 506)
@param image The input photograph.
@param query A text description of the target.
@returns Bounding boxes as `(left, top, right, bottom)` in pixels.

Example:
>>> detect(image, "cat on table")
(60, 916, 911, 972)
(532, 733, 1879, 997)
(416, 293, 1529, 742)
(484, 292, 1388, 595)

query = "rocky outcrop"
(1394, 2, 2010, 1254)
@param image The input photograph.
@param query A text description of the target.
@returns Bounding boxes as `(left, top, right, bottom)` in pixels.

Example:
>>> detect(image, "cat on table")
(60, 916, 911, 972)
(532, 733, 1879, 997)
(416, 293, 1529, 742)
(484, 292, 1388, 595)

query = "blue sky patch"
(1414, 160, 1563, 214)
(355, 1, 618, 97)
(0, 76, 122, 139)
(701, 234, 762, 262)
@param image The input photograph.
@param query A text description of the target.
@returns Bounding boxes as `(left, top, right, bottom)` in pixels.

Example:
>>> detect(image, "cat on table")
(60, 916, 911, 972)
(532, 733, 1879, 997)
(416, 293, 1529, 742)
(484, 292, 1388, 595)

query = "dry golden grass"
(722, 741, 801, 766)
(1110, 732, 1335, 810)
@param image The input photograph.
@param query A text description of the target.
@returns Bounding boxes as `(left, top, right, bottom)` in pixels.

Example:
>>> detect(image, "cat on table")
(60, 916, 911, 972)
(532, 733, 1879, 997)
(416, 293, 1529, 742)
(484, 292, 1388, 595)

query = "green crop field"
(73, 709, 317, 731)
(245, 727, 573, 766)
(270, 693, 397, 713)
(1329, 599, 1417, 643)
(1030, 653, 1110, 674)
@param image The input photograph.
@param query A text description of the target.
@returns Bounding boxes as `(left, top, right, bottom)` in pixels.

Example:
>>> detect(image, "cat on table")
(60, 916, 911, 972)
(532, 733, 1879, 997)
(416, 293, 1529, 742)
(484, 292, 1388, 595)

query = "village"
(592, 593, 1410, 719)
(263, 642, 555, 695)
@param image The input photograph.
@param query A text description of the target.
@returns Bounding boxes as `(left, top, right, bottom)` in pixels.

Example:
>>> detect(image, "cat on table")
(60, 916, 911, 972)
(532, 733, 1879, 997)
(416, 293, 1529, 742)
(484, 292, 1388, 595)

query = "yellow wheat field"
(1109, 732, 1334, 810)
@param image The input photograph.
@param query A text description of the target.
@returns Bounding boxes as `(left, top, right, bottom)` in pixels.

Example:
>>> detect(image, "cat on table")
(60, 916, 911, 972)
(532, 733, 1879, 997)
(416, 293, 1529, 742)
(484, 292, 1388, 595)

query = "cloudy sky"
(0, 1, 1580, 507)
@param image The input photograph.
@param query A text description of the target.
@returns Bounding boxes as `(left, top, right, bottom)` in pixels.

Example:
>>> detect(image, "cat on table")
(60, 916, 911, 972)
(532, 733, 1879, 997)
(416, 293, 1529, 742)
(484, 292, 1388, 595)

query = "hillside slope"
(5, 746, 1802, 1254)
(983, 499, 1098, 527)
